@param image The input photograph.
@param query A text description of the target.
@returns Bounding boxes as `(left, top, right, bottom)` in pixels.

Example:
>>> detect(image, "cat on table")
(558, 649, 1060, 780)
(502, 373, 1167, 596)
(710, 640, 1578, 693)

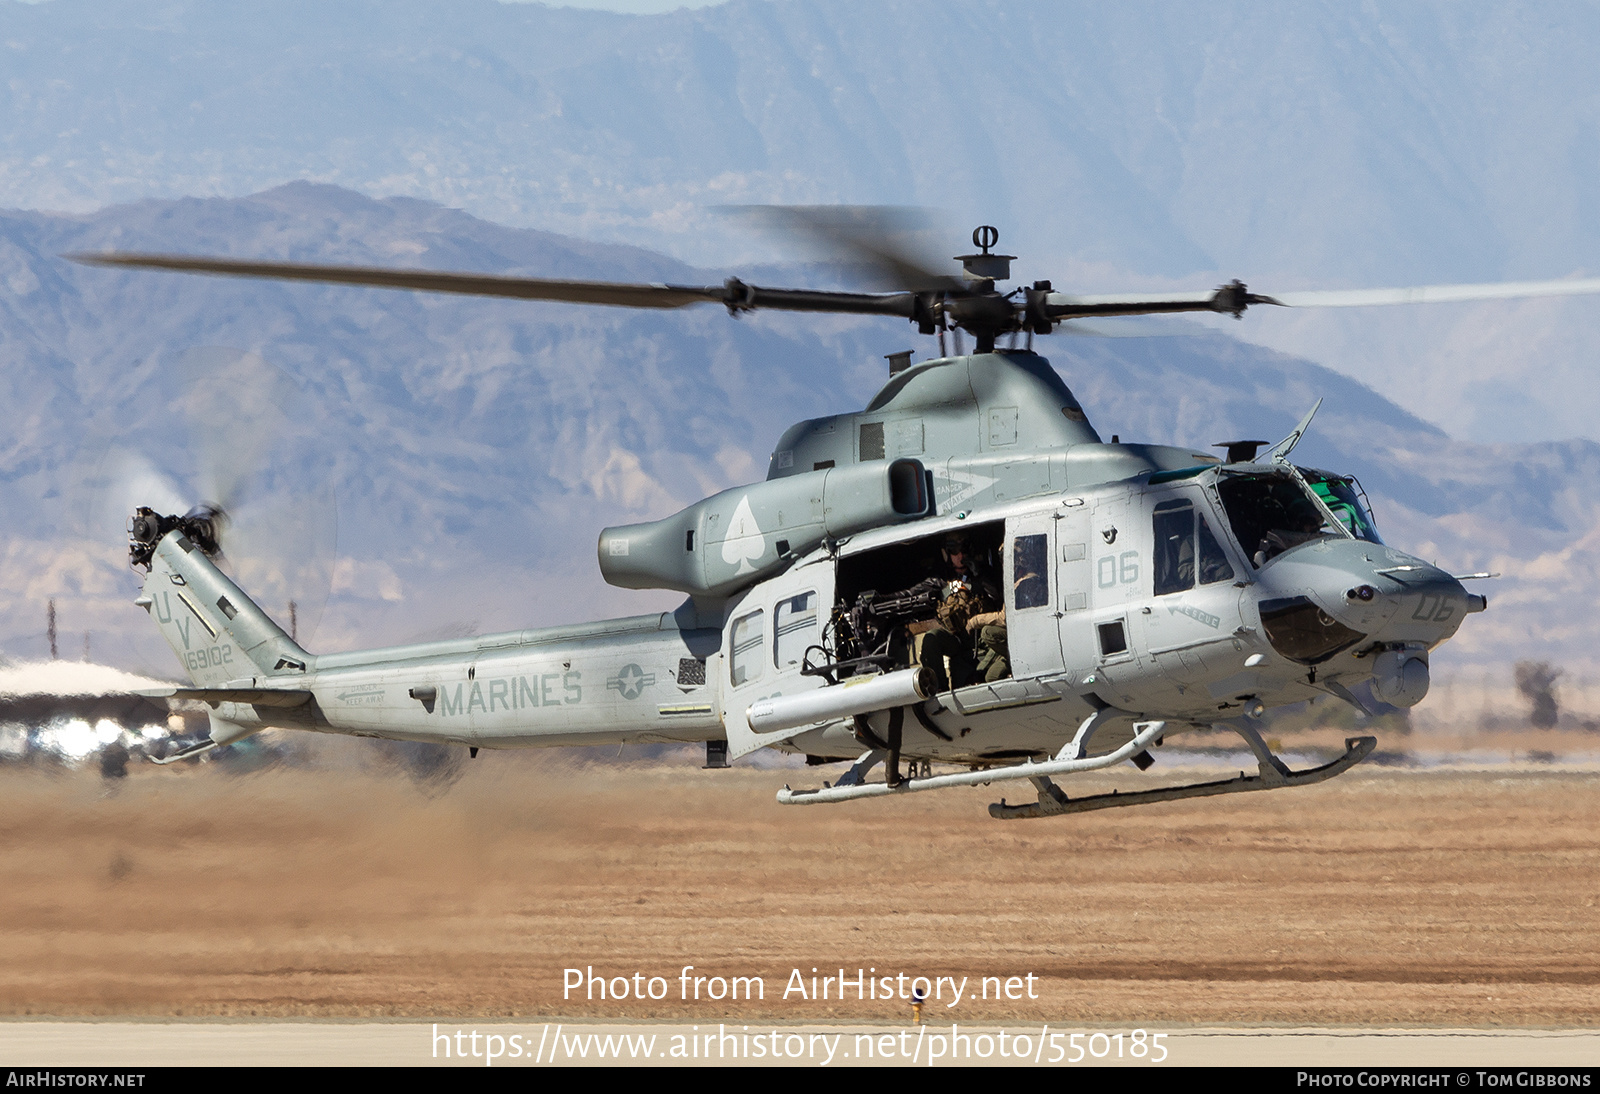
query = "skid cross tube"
(776, 720, 1167, 805)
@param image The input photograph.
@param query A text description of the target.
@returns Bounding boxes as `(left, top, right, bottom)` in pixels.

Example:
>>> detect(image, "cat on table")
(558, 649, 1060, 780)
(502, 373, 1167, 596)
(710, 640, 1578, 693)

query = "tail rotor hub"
(127, 504, 225, 569)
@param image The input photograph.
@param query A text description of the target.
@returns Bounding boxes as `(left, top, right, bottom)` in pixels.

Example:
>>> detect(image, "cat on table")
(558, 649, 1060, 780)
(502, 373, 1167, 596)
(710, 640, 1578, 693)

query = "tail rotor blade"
(175, 347, 302, 517)
(76, 347, 339, 646)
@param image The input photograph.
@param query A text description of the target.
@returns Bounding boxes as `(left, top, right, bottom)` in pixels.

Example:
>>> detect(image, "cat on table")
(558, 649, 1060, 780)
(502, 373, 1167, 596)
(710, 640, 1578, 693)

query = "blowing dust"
(0, 732, 1595, 1027)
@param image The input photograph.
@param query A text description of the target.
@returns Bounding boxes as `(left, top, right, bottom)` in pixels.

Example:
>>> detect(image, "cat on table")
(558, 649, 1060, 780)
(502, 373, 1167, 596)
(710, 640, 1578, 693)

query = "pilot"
(1257, 508, 1328, 565)
(918, 533, 1008, 691)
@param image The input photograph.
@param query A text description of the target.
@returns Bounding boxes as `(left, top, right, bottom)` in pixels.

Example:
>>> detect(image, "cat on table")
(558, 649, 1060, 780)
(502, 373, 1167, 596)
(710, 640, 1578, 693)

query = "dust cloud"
(0, 735, 1595, 1027)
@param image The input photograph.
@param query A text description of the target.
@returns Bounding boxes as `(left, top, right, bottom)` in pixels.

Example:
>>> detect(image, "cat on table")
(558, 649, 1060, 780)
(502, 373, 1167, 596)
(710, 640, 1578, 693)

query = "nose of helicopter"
(1352, 557, 1482, 640)
(1251, 540, 1485, 705)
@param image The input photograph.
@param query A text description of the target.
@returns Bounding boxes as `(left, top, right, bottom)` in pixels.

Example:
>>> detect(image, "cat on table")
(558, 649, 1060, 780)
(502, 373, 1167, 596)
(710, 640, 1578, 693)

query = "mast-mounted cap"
(954, 224, 1015, 283)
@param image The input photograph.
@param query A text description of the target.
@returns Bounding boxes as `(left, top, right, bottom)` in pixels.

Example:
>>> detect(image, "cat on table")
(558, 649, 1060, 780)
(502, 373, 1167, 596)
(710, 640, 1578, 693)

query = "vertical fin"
(138, 532, 310, 685)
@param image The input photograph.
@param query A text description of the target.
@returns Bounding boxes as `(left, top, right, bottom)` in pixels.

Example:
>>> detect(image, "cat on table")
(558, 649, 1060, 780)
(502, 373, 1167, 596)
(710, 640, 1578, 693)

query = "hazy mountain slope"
(6, 0, 1600, 444)
(0, 185, 1592, 676)
(5, 0, 1600, 446)
(4, 0, 1596, 281)
(0, 184, 902, 673)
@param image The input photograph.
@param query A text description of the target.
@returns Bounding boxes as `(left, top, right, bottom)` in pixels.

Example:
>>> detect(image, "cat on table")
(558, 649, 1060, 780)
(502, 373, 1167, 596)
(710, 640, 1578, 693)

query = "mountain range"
(3, 0, 1600, 443)
(0, 184, 1593, 679)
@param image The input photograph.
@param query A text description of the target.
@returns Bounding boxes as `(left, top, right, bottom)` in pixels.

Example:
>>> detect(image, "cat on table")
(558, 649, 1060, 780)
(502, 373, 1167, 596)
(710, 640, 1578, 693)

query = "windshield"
(1216, 470, 1341, 567)
(1302, 469, 1382, 544)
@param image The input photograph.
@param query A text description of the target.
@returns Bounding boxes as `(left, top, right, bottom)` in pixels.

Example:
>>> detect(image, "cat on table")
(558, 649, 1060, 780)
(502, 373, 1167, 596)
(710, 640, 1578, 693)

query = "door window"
(730, 609, 765, 685)
(1012, 534, 1050, 609)
(773, 591, 819, 668)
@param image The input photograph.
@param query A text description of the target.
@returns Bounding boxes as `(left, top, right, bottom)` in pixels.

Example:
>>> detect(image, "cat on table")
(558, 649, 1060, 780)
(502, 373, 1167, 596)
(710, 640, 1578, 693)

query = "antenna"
(47, 599, 57, 660)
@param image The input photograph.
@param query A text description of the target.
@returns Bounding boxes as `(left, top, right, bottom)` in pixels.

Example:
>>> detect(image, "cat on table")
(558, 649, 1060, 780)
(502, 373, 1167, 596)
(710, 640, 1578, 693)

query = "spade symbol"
(722, 494, 766, 575)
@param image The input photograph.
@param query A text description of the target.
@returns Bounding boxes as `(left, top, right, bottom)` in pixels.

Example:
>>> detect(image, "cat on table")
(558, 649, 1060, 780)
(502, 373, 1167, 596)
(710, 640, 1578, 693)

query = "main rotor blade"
(68, 252, 730, 308)
(66, 252, 921, 319)
(1270, 276, 1600, 308)
(1046, 289, 1231, 319)
(1044, 274, 1600, 322)
(727, 205, 965, 293)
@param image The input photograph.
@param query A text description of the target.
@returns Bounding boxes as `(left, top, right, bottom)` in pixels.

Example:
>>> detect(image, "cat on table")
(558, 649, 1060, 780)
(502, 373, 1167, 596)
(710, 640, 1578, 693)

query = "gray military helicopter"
(74, 217, 1600, 818)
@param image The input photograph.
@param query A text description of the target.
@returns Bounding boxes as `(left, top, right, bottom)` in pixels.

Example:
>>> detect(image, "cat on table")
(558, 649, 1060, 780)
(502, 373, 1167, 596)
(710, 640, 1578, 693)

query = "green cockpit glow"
(1303, 470, 1383, 544)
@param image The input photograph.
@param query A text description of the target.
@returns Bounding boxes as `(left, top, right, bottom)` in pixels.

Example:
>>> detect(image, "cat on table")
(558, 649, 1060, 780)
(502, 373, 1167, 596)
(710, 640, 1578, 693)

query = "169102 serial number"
(184, 644, 235, 672)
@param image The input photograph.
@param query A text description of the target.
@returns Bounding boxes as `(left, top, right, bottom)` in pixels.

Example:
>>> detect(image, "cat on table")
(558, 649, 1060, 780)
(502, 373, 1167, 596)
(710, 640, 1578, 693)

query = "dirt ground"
(1, 738, 1596, 1027)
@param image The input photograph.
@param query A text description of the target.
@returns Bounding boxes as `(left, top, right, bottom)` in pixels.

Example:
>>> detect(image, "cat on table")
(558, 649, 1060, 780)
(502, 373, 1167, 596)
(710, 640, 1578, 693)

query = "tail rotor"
(80, 347, 338, 647)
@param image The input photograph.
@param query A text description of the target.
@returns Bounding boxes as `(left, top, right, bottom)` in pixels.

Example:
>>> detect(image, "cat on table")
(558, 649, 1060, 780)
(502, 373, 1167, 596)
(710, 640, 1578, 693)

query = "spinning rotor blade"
(178, 348, 339, 645)
(72, 228, 1600, 348)
(1269, 276, 1600, 308)
(1045, 273, 1600, 321)
(1044, 283, 1281, 321)
(67, 251, 920, 319)
(176, 346, 300, 518)
(77, 348, 338, 645)
(83, 448, 190, 547)
(71, 251, 725, 308)
(726, 205, 964, 293)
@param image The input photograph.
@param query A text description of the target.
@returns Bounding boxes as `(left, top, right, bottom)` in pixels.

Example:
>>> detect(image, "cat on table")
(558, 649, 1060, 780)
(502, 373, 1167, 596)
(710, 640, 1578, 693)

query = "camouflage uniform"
(919, 569, 1005, 691)
(973, 620, 1009, 683)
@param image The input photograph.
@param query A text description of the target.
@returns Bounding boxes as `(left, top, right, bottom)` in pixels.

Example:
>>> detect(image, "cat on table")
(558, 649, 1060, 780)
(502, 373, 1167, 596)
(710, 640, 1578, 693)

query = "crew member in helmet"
(918, 532, 1008, 691)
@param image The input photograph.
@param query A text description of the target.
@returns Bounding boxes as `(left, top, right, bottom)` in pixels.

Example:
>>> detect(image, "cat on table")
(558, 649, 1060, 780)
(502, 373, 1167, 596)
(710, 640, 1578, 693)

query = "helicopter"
(70, 214, 1600, 819)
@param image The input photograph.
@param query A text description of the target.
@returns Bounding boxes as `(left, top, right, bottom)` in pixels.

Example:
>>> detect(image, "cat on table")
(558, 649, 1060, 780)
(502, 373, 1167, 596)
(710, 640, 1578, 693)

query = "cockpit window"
(1302, 470, 1382, 544)
(1198, 514, 1235, 584)
(1152, 498, 1235, 594)
(1216, 471, 1339, 567)
(1152, 501, 1196, 596)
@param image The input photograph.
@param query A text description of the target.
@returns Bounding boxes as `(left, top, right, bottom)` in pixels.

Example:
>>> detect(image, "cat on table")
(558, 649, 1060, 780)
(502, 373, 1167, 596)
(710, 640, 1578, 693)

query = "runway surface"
(1, 739, 1595, 1031)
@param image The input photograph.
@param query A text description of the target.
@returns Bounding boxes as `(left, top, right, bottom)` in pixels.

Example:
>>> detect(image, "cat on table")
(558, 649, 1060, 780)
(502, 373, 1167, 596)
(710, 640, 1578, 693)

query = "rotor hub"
(127, 504, 224, 570)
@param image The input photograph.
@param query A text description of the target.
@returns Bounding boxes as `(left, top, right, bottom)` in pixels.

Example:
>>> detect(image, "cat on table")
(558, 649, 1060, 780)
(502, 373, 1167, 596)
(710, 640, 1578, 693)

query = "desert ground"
(0, 728, 1595, 1028)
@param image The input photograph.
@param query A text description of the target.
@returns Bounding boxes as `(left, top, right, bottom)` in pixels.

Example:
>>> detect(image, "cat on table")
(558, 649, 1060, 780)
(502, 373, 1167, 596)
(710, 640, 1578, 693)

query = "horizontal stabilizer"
(136, 686, 312, 708)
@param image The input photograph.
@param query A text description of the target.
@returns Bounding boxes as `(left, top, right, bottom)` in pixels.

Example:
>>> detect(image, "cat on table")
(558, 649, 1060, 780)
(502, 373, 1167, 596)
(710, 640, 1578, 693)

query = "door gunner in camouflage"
(918, 533, 1008, 691)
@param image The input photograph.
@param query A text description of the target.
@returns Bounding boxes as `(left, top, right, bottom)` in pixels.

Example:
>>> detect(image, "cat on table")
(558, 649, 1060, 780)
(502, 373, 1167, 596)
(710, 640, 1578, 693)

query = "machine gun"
(845, 577, 944, 663)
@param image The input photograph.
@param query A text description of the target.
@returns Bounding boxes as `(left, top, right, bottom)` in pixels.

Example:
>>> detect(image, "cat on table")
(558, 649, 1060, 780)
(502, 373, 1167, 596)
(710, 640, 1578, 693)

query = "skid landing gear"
(988, 722, 1376, 820)
(780, 710, 1375, 819)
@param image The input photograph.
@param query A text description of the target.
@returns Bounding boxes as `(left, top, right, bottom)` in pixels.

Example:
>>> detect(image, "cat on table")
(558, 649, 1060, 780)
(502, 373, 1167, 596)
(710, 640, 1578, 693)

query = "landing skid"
(776, 709, 1377, 820)
(990, 733, 1376, 819)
